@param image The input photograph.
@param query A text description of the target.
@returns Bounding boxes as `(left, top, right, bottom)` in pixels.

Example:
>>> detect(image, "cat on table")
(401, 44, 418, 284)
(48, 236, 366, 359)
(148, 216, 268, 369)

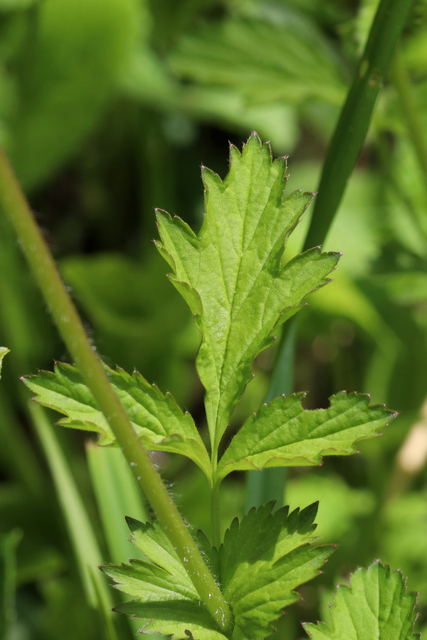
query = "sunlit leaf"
(303, 561, 420, 639)
(217, 392, 395, 481)
(24, 362, 211, 479)
(156, 133, 339, 451)
(104, 503, 331, 640)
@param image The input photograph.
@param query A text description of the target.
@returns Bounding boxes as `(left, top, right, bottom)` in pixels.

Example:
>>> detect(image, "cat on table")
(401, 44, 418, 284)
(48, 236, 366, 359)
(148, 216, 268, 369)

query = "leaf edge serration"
(302, 560, 421, 640)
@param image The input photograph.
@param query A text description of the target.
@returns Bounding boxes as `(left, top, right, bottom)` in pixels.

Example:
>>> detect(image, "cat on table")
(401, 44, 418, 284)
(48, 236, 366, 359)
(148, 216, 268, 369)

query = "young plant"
(0, 133, 420, 639)
(16, 134, 419, 639)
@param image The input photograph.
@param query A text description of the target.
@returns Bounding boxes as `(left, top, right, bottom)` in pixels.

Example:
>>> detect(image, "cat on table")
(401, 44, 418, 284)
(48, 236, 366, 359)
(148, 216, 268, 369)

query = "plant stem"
(390, 51, 427, 183)
(210, 482, 222, 549)
(303, 0, 413, 251)
(0, 146, 233, 634)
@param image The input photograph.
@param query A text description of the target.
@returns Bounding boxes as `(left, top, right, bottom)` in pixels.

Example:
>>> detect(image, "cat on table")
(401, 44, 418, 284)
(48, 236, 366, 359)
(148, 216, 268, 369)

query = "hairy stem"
(304, 0, 413, 250)
(0, 146, 233, 634)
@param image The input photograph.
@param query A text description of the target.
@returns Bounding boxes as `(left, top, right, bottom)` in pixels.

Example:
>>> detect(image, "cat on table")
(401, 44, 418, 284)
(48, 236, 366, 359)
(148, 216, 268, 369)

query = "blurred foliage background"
(1, 0, 427, 638)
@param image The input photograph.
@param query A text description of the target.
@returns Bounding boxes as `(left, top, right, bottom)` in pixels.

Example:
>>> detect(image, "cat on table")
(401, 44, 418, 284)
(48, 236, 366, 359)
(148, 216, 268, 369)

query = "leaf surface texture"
(304, 561, 420, 639)
(156, 133, 339, 450)
(24, 362, 210, 478)
(104, 503, 331, 640)
(217, 392, 395, 480)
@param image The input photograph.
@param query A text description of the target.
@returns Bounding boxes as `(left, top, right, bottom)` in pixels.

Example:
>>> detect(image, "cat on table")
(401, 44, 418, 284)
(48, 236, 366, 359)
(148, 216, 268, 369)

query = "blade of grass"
(0, 145, 232, 633)
(88, 565, 120, 640)
(87, 444, 160, 639)
(28, 402, 112, 609)
(86, 444, 148, 564)
(303, 0, 413, 251)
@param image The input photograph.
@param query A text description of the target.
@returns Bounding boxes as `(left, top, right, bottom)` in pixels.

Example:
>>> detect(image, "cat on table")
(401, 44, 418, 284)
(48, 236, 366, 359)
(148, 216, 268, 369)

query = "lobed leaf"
(104, 504, 332, 640)
(103, 518, 228, 640)
(221, 502, 332, 640)
(303, 561, 420, 639)
(217, 392, 396, 481)
(23, 362, 211, 479)
(156, 133, 340, 451)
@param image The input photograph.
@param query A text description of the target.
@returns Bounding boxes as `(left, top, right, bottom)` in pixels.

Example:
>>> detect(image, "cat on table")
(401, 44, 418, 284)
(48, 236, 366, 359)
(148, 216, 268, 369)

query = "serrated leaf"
(23, 361, 211, 479)
(0, 348, 9, 379)
(217, 392, 395, 481)
(221, 502, 332, 640)
(104, 504, 332, 640)
(156, 133, 340, 451)
(303, 561, 420, 640)
(103, 518, 228, 640)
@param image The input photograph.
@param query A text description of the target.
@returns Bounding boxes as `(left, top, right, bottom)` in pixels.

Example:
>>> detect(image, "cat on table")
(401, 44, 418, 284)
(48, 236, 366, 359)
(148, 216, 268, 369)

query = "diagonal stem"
(0, 146, 233, 635)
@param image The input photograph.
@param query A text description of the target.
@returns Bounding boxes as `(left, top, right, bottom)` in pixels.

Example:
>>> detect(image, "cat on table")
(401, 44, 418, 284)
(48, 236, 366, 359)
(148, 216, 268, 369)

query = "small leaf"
(23, 362, 211, 479)
(0, 348, 9, 379)
(303, 561, 420, 640)
(102, 518, 228, 640)
(156, 133, 340, 451)
(220, 502, 332, 640)
(217, 392, 396, 481)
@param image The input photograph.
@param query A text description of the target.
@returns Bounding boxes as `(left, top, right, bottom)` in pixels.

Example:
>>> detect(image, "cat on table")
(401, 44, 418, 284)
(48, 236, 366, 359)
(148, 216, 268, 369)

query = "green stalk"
(390, 51, 427, 183)
(0, 147, 233, 634)
(303, 0, 413, 251)
(210, 481, 222, 549)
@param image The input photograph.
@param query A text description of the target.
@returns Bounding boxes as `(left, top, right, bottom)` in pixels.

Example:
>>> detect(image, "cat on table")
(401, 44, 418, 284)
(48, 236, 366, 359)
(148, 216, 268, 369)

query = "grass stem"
(303, 0, 413, 251)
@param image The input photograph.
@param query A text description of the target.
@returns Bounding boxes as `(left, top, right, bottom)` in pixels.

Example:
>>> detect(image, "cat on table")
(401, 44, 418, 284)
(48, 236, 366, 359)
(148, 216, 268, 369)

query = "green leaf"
(23, 361, 211, 480)
(221, 502, 332, 640)
(156, 133, 340, 451)
(104, 504, 332, 640)
(102, 518, 228, 640)
(303, 561, 420, 640)
(0, 348, 9, 379)
(169, 17, 346, 107)
(217, 392, 395, 481)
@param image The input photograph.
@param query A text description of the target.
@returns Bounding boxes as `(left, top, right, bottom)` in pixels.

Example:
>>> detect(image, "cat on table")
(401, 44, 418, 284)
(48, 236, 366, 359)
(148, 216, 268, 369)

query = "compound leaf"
(156, 133, 340, 451)
(103, 517, 228, 640)
(221, 502, 332, 640)
(303, 561, 420, 640)
(217, 392, 396, 481)
(23, 362, 211, 479)
(104, 503, 331, 640)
